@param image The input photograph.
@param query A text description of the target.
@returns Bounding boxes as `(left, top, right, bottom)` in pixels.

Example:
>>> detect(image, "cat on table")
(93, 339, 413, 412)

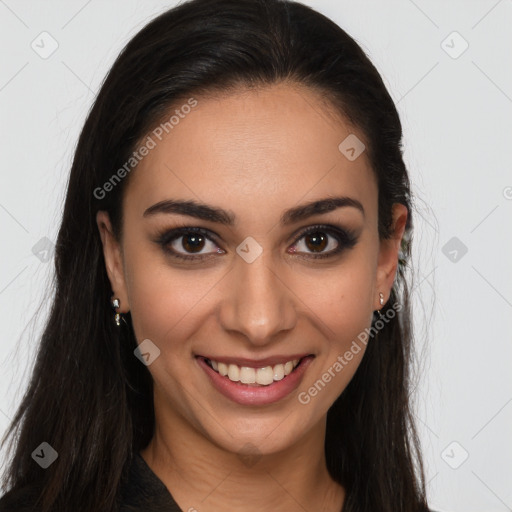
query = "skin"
(97, 81, 407, 512)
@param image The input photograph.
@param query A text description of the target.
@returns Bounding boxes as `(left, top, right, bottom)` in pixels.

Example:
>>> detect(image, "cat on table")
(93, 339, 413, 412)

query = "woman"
(0, 0, 430, 510)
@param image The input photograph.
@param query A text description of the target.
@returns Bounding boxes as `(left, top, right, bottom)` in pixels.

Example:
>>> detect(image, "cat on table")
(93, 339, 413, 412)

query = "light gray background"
(1, 1, 511, 511)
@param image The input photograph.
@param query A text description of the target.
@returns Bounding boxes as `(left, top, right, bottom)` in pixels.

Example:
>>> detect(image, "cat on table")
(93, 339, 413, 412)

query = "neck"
(140, 400, 345, 512)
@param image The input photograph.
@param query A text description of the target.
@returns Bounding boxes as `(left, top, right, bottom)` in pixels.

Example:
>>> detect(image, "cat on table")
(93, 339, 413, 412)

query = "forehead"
(123, 82, 377, 225)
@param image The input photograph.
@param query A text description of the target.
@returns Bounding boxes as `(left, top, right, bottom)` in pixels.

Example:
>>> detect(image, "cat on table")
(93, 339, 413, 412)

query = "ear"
(96, 211, 130, 312)
(374, 203, 408, 309)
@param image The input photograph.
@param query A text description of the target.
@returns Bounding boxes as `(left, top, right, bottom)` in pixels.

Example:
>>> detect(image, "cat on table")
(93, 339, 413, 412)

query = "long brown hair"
(0, 0, 428, 510)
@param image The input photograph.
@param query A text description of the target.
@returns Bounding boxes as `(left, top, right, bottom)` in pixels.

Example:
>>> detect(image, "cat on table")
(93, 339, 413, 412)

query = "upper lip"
(197, 353, 312, 368)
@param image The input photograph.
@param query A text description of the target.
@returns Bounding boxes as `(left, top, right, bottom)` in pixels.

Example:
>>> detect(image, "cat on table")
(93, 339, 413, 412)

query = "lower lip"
(196, 356, 314, 406)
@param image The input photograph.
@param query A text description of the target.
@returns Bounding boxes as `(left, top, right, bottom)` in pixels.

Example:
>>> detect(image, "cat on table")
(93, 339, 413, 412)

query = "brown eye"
(290, 225, 358, 259)
(304, 232, 328, 253)
(156, 224, 357, 263)
(157, 227, 223, 261)
(181, 233, 206, 253)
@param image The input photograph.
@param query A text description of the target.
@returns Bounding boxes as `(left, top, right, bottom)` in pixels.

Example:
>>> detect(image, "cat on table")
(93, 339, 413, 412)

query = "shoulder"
(0, 454, 181, 512)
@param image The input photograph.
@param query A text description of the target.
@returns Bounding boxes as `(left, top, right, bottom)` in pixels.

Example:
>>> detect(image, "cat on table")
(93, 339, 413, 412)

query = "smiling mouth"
(201, 356, 308, 387)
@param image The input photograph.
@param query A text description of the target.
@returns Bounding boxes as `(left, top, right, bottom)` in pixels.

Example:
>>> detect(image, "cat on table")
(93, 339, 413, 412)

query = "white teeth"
(228, 364, 240, 382)
(239, 366, 255, 384)
(256, 366, 274, 385)
(273, 364, 285, 381)
(218, 362, 228, 376)
(207, 357, 302, 386)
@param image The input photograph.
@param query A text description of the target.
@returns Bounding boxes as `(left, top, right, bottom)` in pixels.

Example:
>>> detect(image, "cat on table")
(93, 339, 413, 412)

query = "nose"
(218, 248, 297, 347)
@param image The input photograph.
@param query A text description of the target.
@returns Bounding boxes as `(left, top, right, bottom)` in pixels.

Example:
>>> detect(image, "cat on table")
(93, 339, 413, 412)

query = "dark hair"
(0, 0, 428, 510)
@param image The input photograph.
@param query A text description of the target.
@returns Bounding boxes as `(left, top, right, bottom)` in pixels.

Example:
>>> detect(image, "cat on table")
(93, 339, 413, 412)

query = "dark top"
(119, 452, 182, 511)
(0, 453, 182, 512)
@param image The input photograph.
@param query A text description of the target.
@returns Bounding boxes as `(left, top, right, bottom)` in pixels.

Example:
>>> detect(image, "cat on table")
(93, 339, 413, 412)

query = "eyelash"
(155, 224, 358, 262)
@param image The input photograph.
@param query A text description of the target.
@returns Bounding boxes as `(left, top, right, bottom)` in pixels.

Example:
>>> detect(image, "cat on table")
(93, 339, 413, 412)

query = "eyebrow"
(143, 195, 365, 226)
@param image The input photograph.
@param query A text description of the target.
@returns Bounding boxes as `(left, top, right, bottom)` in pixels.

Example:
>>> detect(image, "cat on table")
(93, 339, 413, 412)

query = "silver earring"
(111, 297, 121, 326)
(374, 292, 385, 319)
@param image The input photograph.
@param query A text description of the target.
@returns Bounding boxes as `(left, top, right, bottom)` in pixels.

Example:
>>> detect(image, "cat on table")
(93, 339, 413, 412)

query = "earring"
(374, 292, 385, 319)
(111, 297, 121, 326)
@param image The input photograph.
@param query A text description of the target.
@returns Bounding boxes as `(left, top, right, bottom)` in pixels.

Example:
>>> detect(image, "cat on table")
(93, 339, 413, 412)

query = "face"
(97, 82, 407, 456)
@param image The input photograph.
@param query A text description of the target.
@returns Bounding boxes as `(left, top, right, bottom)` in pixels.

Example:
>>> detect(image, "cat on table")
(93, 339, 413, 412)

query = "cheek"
(124, 250, 222, 355)
(296, 303, 372, 416)
(294, 256, 375, 338)
(293, 258, 376, 404)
